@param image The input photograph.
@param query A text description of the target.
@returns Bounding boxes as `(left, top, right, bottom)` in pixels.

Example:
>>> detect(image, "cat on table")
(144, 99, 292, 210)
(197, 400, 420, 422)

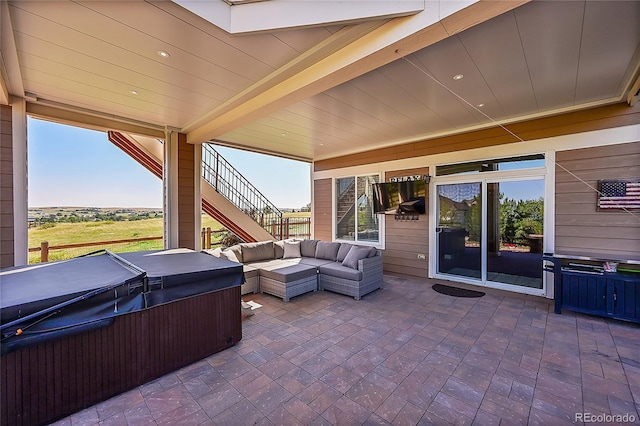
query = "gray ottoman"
(259, 263, 318, 302)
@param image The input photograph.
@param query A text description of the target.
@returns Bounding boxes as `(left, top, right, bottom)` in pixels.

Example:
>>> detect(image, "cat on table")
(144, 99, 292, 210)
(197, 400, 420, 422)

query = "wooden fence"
(28, 236, 163, 263)
(28, 218, 311, 263)
(267, 217, 311, 240)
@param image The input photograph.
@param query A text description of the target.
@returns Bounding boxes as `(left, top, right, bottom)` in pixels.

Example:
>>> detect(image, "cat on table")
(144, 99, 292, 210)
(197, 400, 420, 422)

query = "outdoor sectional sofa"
(205, 239, 383, 301)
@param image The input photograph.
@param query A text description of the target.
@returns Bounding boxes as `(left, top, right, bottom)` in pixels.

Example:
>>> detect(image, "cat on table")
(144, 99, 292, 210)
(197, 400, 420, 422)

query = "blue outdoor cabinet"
(553, 267, 640, 323)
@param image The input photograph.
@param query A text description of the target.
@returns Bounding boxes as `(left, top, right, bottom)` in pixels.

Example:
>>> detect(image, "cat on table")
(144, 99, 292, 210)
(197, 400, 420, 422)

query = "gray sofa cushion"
(274, 241, 285, 259)
(226, 244, 243, 263)
(242, 241, 275, 263)
(283, 240, 302, 258)
(299, 257, 334, 267)
(246, 259, 297, 269)
(260, 263, 317, 283)
(300, 239, 318, 257)
(319, 262, 363, 281)
(342, 246, 372, 269)
(336, 243, 354, 262)
(315, 241, 341, 261)
(336, 244, 377, 262)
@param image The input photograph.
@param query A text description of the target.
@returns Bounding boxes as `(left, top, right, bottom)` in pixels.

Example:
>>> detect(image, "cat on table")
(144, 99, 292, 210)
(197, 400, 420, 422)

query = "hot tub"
(0, 249, 243, 426)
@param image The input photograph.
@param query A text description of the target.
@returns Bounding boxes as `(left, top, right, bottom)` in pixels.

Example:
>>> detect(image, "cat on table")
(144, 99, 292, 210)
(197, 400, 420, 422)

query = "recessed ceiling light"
(453, 74, 464, 80)
(477, 103, 485, 108)
(130, 90, 139, 95)
(281, 133, 286, 136)
(157, 50, 170, 58)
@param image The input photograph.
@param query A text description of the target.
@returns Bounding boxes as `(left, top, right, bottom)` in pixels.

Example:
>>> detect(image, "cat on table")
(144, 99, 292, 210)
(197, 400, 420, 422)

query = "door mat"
(432, 284, 485, 298)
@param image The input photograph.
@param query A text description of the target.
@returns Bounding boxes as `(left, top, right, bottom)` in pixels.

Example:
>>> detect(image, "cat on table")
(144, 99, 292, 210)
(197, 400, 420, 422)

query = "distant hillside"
(29, 207, 163, 223)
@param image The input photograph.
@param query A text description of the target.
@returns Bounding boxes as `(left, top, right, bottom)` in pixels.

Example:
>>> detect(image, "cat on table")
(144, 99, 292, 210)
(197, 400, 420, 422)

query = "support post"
(40, 241, 49, 263)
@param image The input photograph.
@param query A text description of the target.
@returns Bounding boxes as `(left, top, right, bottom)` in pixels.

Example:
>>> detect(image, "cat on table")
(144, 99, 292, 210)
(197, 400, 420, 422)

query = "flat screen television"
(372, 180, 426, 214)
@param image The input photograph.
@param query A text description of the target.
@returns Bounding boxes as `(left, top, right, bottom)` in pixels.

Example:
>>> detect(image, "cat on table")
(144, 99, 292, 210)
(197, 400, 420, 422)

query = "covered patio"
(51, 274, 639, 425)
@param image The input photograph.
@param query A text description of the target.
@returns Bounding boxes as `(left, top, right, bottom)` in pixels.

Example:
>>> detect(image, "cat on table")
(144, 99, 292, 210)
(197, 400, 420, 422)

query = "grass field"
(28, 216, 223, 263)
(28, 212, 310, 263)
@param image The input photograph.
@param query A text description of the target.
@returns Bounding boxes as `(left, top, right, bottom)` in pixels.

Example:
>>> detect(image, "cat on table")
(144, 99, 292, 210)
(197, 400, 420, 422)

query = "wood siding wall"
(177, 133, 196, 249)
(313, 178, 332, 241)
(383, 168, 430, 277)
(1, 105, 13, 268)
(315, 102, 640, 172)
(555, 142, 640, 260)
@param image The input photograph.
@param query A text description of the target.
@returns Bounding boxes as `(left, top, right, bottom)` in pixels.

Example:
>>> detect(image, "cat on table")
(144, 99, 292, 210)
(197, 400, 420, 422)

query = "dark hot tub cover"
(0, 249, 243, 354)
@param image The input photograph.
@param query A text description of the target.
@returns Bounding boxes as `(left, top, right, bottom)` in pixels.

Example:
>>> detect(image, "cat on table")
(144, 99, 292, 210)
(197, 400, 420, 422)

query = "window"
(335, 174, 380, 242)
(436, 154, 544, 176)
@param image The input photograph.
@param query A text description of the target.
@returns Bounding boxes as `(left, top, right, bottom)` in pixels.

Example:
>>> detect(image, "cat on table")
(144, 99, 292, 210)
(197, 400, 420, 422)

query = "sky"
(27, 118, 311, 209)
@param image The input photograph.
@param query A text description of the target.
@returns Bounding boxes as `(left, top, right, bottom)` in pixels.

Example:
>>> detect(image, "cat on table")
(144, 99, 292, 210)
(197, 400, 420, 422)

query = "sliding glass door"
(435, 177, 544, 291)
(436, 182, 482, 280)
(486, 179, 544, 289)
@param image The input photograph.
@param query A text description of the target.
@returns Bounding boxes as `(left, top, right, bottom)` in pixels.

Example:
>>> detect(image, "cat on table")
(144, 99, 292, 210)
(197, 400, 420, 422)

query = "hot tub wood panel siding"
(144, 286, 242, 381)
(1, 314, 143, 426)
(1, 286, 241, 426)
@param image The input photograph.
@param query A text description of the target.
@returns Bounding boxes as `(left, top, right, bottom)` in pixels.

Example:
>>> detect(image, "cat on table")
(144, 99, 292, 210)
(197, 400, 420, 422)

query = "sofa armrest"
(357, 252, 383, 283)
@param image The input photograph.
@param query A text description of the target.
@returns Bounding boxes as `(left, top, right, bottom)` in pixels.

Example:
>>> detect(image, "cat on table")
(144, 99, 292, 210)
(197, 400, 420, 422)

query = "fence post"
(201, 228, 205, 249)
(206, 227, 212, 249)
(285, 217, 290, 239)
(41, 241, 49, 263)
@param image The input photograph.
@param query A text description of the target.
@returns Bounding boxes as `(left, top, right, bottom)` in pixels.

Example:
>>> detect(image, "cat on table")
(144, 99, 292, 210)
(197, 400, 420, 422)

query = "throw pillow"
(274, 240, 285, 259)
(341, 246, 371, 269)
(206, 247, 223, 258)
(226, 244, 243, 263)
(300, 239, 318, 257)
(221, 249, 240, 263)
(241, 241, 275, 263)
(315, 241, 341, 261)
(336, 243, 354, 262)
(283, 241, 302, 258)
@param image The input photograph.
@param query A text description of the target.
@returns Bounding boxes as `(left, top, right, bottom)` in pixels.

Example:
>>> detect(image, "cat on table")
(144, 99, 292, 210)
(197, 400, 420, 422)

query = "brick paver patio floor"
(52, 274, 640, 425)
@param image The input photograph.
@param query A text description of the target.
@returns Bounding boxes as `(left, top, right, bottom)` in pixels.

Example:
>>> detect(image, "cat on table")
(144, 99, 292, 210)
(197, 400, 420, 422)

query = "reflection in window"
(336, 175, 379, 242)
(436, 154, 544, 177)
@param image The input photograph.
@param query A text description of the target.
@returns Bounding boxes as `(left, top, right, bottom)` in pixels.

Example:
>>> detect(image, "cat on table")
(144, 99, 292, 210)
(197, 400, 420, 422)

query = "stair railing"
(201, 144, 285, 239)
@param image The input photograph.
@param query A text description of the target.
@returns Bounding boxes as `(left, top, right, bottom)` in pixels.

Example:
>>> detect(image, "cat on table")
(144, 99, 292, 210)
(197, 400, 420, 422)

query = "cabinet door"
(611, 279, 640, 321)
(562, 274, 606, 314)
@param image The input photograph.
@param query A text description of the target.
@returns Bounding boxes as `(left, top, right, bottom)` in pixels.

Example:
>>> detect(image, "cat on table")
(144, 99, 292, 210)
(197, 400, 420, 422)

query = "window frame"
(333, 173, 382, 246)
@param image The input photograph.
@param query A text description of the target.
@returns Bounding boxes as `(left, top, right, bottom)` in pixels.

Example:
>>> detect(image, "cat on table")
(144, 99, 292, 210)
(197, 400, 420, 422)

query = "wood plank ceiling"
(2, 0, 639, 162)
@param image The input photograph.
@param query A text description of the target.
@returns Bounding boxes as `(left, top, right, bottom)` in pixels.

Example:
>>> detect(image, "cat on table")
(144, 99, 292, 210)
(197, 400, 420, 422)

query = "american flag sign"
(598, 180, 640, 210)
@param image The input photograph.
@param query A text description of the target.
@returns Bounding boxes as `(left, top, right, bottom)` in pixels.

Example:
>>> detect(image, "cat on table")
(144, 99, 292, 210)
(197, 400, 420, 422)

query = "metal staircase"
(107, 131, 288, 243)
(201, 144, 283, 235)
(336, 179, 356, 236)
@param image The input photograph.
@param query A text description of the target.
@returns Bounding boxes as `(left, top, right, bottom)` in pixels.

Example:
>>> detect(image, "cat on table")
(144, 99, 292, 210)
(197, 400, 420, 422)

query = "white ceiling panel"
(576, 1, 640, 102)
(2, 1, 639, 162)
(12, 1, 271, 82)
(457, 11, 537, 119)
(18, 50, 219, 110)
(151, 1, 341, 69)
(515, 1, 584, 110)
